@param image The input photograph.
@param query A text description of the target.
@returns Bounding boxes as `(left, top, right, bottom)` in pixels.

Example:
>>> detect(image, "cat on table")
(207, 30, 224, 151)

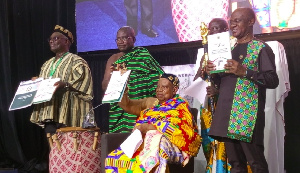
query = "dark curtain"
(0, 0, 76, 172)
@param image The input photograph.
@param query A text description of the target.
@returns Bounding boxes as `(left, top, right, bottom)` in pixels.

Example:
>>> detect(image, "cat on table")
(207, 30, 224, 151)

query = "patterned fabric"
(49, 130, 101, 173)
(136, 95, 201, 156)
(109, 47, 164, 133)
(201, 107, 230, 173)
(227, 40, 265, 142)
(105, 131, 185, 173)
(105, 147, 144, 173)
(105, 95, 201, 173)
(31, 53, 93, 127)
(160, 73, 180, 87)
(54, 25, 74, 43)
(105, 130, 162, 173)
(156, 135, 187, 172)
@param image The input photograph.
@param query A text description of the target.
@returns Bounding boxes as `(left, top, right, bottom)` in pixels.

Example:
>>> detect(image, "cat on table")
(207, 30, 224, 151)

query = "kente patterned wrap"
(105, 95, 201, 172)
(201, 108, 231, 173)
(109, 46, 164, 133)
(136, 95, 201, 156)
(227, 40, 265, 142)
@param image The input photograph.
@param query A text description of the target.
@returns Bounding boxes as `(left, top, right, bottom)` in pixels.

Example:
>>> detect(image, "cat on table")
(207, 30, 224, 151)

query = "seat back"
(101, 133, 130, 173)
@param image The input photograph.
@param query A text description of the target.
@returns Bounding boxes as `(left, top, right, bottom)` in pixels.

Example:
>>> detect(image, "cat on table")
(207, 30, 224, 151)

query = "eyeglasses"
(47, 37, 68, 42)
(115, 36, 132, 43)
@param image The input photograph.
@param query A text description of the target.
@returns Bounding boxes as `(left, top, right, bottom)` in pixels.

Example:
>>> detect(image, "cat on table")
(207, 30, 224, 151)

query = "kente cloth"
(49, 130, 101, 173)
(30, 53, 93, 127)
(227, 40, 263, 142)
(109, 47, 164, 133)
(209, 39, 278, 145)
(136, 95, 201, 156)
(105, 130, 185, 173)
(201, 107, 230, 173)
(195, 46, 230, 172)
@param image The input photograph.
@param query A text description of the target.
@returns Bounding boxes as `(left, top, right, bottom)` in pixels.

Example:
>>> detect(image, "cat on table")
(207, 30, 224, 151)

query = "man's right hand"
(116, 63, 127, 75)
(109, 65, 115, 74)
(110, 63, 127, 75)
(205, 60, 216, 74)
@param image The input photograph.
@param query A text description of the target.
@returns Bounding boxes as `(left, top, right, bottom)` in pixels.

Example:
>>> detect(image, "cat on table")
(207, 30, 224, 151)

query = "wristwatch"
(243, 69, 248, 78)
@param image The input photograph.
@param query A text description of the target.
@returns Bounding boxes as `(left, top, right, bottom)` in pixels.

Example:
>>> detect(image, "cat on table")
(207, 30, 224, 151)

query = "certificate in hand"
(9, 78, 60, 111)
(208, 31, 232, 73)
(120, 129, 143, 158)
(102, 70, 131, 103)
(9, 78, 43, 111)
(32, 78, 60, 104)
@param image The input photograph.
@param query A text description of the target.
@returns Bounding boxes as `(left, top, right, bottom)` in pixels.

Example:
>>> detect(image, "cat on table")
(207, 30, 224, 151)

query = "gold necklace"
(233, 34, 254, 48)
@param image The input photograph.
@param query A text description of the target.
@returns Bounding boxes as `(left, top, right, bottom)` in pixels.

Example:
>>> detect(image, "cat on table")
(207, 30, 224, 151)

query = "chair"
(100, 133, 130, 173)
(101, 108, 198, 173)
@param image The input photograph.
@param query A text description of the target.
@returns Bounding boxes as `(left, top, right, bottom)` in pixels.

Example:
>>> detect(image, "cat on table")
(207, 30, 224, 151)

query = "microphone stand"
(82, 103, 103, 129)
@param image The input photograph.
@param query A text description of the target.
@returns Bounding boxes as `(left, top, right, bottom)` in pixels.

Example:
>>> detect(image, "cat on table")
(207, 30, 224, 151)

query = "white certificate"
(102, 70, 131, 103)
(9, 78, 61, 110)
(9, 78, 43, 111)
(120, 129, 143, 158)
(32, 78, 60, 104)
(208, 31, 232, 73)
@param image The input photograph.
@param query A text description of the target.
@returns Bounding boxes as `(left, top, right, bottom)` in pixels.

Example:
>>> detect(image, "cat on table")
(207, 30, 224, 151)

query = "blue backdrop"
(76, 0, 178, 52)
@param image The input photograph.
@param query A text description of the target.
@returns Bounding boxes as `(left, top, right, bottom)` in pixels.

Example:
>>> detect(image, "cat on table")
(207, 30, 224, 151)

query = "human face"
(209, 21, 227, 35)
(48, 32, 69, 53)
(229, 10, 253, 39)
(116, 30, 135, 52)
(156, 78, 178, 103)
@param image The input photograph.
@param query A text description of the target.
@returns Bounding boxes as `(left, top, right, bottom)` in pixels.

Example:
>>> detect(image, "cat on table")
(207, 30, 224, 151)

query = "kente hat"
(53, 25, 74, 43)
(160, 73, 180, 87)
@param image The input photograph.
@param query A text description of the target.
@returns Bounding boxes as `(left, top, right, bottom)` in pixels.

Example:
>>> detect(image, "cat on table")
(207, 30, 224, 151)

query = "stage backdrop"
(76, 0, 300, 52)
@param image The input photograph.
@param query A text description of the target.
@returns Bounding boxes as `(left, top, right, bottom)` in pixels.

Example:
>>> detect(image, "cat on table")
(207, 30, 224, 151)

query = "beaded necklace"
(49, 52, 69, 78)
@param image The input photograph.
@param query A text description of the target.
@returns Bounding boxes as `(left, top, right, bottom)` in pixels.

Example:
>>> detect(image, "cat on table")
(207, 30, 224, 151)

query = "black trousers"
(225, 139, 269, 173)
(124, 0, 153, 31)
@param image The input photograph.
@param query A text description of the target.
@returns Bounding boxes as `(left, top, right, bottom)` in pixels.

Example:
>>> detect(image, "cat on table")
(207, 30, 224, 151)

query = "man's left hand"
(224, 59, 246, 77)
(54, 81, 68, 89)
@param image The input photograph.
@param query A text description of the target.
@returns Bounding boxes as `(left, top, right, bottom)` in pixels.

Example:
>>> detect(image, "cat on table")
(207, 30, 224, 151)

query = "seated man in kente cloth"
(105, 73, 202, 173)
